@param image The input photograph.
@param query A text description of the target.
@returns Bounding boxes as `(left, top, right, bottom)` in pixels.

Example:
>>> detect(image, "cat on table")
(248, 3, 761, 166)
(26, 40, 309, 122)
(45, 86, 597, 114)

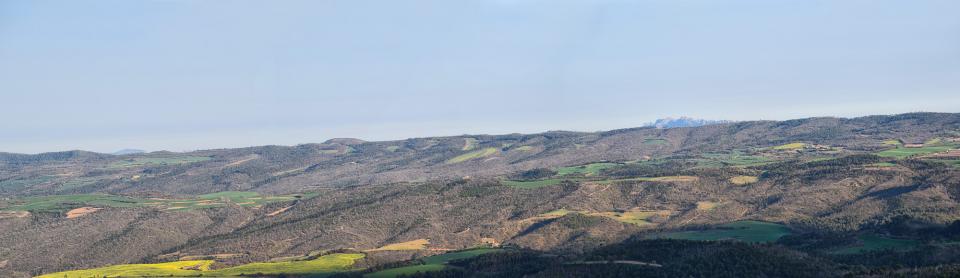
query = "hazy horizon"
(3, 0, 959, 154)
(3, 111, 956, 155)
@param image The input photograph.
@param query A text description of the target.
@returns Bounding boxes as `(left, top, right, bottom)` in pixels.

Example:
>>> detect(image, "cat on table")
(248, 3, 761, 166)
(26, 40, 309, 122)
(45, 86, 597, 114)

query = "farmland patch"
(65, 207, 101, 218)
(654, 220, 791, 243)
(773, 142, 806, 150)
(446, 148, 498, 164)
(37, 253, 364, 278)
(876, 145, 954, 159)
(556, 162, 621, 177)
(729, 176, 759, 185)
(368, 239, 430, 251)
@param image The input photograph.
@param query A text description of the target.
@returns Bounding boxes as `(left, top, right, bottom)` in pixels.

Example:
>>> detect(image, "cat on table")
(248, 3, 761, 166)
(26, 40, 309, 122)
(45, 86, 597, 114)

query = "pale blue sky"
(2, 0, 959, 154)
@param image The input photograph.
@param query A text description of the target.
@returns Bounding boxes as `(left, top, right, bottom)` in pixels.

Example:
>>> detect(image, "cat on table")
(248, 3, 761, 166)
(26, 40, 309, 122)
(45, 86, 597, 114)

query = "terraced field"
(37, 253, 365, 278)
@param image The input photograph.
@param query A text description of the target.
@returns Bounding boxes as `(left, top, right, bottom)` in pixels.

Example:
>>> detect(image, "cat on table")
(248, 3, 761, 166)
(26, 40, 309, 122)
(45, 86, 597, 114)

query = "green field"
(876, 145, 954, 158)
(58, 177, 104, 191)
(773, 142, 806, 150)
(205, 253, 363, 276)
(365, 264, 445, 278)
(655, 221, 792, 243)
(37, 253, 364, 278)
(501, 179, 563, 189)
(643, 138, 669, 145)
(831, 234, 921, 254)
(366, 248, 501, 278)
(556, 162, 621, 176)
(1, 191, 314, 213)
(446, 147, 498, 164)
(868, 162, 898, 167)
(109, 156, 212, 168)
(513, 145, 534, 152)
(3, 194, 149, 212)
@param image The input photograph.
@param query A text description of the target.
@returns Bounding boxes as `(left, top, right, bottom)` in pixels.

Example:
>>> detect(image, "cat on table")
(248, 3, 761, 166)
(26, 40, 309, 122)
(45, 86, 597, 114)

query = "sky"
(1, 0, 959, 154)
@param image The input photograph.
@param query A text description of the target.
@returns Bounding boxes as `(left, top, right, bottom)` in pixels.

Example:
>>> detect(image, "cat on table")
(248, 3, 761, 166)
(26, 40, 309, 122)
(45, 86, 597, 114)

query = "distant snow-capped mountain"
(645, 117, 731, 129)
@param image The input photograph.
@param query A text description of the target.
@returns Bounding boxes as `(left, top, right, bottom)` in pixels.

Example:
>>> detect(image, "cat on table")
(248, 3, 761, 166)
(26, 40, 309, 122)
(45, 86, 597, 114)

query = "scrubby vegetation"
(4, 113, 960, 277)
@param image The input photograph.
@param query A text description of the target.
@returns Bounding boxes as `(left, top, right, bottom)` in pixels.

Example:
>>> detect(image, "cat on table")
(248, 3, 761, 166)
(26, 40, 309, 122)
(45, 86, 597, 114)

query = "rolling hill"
(2, 112, 960, 277)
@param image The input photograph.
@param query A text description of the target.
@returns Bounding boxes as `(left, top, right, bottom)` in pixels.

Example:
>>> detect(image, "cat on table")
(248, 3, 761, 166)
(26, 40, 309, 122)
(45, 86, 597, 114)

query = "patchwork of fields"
(0, 191, 314, 214)
(876, 145, 955, 159)
(37, 253, 365, 278)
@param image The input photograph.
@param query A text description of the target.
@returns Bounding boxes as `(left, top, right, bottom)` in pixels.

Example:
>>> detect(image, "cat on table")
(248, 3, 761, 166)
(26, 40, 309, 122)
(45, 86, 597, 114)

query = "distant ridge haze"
(645, 117, 732, 129)
(6, 113, 954, 155)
